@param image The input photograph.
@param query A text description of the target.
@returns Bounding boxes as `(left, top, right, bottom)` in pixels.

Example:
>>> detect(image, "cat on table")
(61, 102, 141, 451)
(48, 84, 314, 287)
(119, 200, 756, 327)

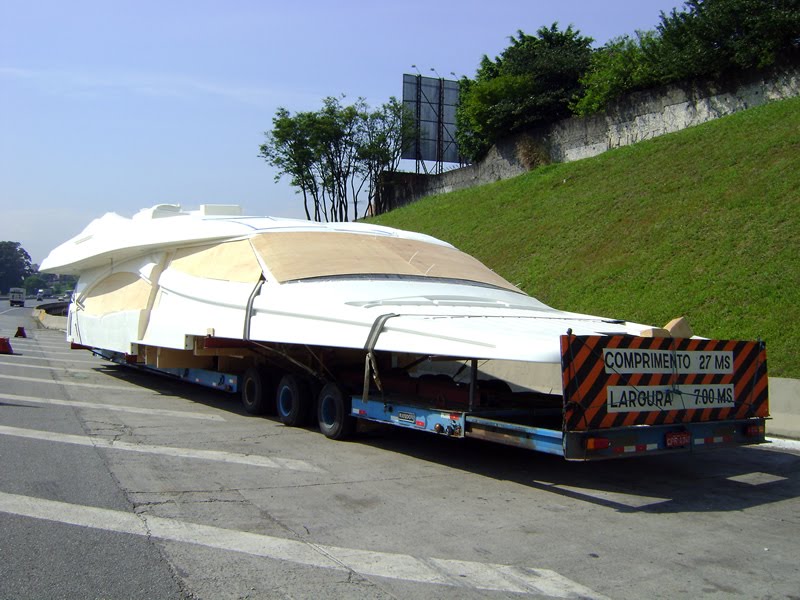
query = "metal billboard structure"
(401, 74, 460, 173)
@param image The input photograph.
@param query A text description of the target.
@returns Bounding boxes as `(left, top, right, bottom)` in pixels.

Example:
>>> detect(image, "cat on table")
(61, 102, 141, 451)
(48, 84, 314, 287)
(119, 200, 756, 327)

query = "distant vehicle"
(37, 288, 53, 300)
(9, 287, 25, 307)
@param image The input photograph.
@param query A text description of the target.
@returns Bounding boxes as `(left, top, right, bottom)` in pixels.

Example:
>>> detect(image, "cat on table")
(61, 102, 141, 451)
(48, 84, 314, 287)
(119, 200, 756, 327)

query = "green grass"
(370, 96, 800, 378)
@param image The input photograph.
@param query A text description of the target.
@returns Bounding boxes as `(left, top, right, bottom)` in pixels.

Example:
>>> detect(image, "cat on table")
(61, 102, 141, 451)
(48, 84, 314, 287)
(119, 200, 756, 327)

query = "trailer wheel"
(317, 382, 356, 440)
(241, 367, 275, 415)
(276, 374, 312, 426)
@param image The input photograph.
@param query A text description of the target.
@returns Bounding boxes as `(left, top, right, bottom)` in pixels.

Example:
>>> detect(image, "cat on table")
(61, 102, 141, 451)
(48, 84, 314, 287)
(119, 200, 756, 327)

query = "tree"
(358, 97, 414, 216)
(23, 273, 48, 294)
(572, 31, 662, 116)
(0, 241, 33, 293)
(573, 0, 800, 115)
(456, 24, 594, 161)
(260, 108, 322, 221)
(655, 0, 800, 81)
(314, 96, 364, 222)
(260, 96, 412, 221)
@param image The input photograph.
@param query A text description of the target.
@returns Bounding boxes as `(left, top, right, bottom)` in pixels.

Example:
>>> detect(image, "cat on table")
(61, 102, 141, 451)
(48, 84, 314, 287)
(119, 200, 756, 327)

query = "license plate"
(666, 431, 691, 448)
(397, 411, 415, 423)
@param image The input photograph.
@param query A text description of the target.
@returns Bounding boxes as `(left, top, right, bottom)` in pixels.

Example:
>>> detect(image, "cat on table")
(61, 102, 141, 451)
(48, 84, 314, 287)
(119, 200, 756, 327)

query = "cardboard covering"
(82, 272, 153, 316)
(250, 232, 520, 292)
(169, 240, 263, 283)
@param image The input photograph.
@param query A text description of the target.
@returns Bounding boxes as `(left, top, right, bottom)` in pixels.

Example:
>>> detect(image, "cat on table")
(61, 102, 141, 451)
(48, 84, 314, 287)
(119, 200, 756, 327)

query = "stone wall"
(379, 60, 800, 211)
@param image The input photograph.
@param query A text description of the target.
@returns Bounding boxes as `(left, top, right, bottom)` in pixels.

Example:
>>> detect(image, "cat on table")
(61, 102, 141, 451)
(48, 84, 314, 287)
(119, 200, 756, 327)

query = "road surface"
(1, 304, 799, 599)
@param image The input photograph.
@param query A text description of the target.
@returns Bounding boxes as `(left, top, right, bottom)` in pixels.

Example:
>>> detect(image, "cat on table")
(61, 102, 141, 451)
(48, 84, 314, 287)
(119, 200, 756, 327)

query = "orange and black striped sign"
(560, 335, 768, 432)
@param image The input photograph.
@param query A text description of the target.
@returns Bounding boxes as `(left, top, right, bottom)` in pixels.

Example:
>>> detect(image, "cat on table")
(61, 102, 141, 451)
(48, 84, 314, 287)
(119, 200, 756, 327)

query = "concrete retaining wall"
(768, 378, 800, 440)
(381, 60, 800, 209)
(32, 308, 68, 332)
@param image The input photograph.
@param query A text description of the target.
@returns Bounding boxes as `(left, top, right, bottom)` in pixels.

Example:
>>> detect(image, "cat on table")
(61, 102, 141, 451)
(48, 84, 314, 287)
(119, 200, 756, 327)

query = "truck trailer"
(40, 204, 769, 460)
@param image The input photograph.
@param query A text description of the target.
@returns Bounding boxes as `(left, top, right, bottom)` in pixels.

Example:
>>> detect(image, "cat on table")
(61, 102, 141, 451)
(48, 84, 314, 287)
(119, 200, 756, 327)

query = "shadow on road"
(91, 361, 799, 516)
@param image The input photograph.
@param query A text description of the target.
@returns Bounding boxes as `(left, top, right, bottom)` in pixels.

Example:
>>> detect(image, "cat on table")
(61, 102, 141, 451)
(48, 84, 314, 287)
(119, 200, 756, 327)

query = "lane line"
(5, 339, 70, 347)
(0, 425, 320, 472)
(0, 392, 225, 421)
(0, 373, 156, 392)
(0, 362, 97, 374)
(4, 349, 85, 357)
(0, 491, 606, 597)
(0, 355, 106, 365)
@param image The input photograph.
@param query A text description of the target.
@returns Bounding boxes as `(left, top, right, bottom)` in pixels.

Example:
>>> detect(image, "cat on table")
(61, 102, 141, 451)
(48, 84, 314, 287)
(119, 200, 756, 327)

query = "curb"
(33, 308, 68, 332)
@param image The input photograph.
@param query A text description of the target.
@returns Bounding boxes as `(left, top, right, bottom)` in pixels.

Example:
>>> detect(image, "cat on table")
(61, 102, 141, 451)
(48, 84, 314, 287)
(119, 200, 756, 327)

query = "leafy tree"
(260, 96, 412, 221)
(358, 97, 413, 216)
(261, 108, 322, 221)
(572, 31, 663, 116)
(314, 96, 364, 222)
(456, 24, 594, 161)
(656, 0, 800, 80)
(52, 275, 78, 295)
(23, 273, 48, 295)
(574, 0, 800, 115)
(0, 241, 33, 293)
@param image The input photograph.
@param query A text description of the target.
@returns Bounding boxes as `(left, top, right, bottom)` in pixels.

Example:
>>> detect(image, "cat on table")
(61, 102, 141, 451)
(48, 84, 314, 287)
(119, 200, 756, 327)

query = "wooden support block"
(664, 316, 693, 338)
(639, 327, 671, 338)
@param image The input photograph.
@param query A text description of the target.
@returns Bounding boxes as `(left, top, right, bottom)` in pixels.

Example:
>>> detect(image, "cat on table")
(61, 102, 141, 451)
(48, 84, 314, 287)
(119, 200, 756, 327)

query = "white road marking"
(0, 392, 225, 421)
(726, 472, 788, 486)
(0, 355, 100, 365)
(5, 349, 84, 357)
(0, 361, 96, 374)
(0, 491, 607, 598)
(5, 339, 70, 348)
(0, 373, 151, 392)
(0, 425, 321, 472)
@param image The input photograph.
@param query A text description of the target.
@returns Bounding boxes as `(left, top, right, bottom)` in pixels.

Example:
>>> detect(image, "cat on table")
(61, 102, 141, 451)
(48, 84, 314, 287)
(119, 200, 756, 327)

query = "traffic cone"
(0, 338, 13, 354)
(14, 326, 27, 338)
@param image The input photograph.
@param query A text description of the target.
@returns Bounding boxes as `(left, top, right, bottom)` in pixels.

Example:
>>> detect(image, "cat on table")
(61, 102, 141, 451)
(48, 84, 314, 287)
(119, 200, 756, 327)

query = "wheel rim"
(278, 385, 294, 416)
(319, 394, 336, 428)
(244, 378, 257, 407)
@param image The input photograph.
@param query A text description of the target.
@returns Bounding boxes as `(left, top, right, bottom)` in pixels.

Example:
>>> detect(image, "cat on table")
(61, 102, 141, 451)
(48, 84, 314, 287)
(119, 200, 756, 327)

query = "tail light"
(745, 423, 765, 437)
(586, 437, 611, 451)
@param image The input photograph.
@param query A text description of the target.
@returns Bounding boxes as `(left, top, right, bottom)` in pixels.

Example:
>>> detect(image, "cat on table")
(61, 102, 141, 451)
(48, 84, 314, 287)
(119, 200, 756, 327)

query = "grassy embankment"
(370, 96, 800, 378)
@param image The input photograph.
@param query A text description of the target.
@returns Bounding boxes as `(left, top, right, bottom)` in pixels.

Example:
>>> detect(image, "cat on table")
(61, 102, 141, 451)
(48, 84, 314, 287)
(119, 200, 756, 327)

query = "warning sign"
(607, 384, 734, 413)
(560, 335, 768, 431)
(602, 348, 733, 374)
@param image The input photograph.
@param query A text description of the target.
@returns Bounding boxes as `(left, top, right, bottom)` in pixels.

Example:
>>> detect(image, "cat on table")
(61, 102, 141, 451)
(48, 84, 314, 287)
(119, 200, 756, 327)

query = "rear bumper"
(563, 417, 767, 460)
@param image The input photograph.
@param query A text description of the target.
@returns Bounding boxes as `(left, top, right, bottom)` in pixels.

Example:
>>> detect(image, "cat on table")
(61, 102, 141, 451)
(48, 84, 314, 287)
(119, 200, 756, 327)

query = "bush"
(572, 32, 663, 116)
(573, 0, 800, 115)
(456, 24, 593, 161)
(656, 0, 800, 79)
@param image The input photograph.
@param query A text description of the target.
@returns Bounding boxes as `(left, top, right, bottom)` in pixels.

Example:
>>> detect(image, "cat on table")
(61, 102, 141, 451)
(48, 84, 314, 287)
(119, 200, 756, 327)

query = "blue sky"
(1, 0, 682, 264)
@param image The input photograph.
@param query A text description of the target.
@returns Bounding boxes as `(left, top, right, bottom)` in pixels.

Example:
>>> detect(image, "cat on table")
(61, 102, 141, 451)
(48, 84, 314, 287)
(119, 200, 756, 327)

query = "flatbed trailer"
(84, 329, 768, 461)
(45, 204, 769, 461)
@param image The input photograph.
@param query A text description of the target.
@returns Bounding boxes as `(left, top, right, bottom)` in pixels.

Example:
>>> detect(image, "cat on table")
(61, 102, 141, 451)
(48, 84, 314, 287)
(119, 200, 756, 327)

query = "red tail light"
(586, 437, 611, 451)
(745, 424, 765, 437)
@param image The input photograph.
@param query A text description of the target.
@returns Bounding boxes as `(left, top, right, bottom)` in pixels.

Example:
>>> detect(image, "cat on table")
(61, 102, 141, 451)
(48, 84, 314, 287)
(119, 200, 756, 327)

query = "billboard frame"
(402, 74, 460, 173)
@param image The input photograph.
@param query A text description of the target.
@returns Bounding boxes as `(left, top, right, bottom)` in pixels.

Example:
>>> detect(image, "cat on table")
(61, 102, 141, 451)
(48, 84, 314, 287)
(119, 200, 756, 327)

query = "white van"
(9, 288, 25, 307)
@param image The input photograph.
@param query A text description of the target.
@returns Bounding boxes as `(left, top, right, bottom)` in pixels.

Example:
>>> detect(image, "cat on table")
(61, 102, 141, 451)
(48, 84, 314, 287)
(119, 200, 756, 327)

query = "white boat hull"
(42, 204, 660, 394)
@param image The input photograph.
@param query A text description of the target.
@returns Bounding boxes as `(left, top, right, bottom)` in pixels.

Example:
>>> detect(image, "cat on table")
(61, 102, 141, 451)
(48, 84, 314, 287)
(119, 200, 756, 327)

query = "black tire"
(317, 382, 356, 440)
(276, 373, 312, 426)
(241, 366, 275, 415)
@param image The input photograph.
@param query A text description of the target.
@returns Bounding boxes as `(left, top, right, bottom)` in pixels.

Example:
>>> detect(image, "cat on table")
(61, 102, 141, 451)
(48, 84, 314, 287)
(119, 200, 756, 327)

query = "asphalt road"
(1, 304, 799, 599)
